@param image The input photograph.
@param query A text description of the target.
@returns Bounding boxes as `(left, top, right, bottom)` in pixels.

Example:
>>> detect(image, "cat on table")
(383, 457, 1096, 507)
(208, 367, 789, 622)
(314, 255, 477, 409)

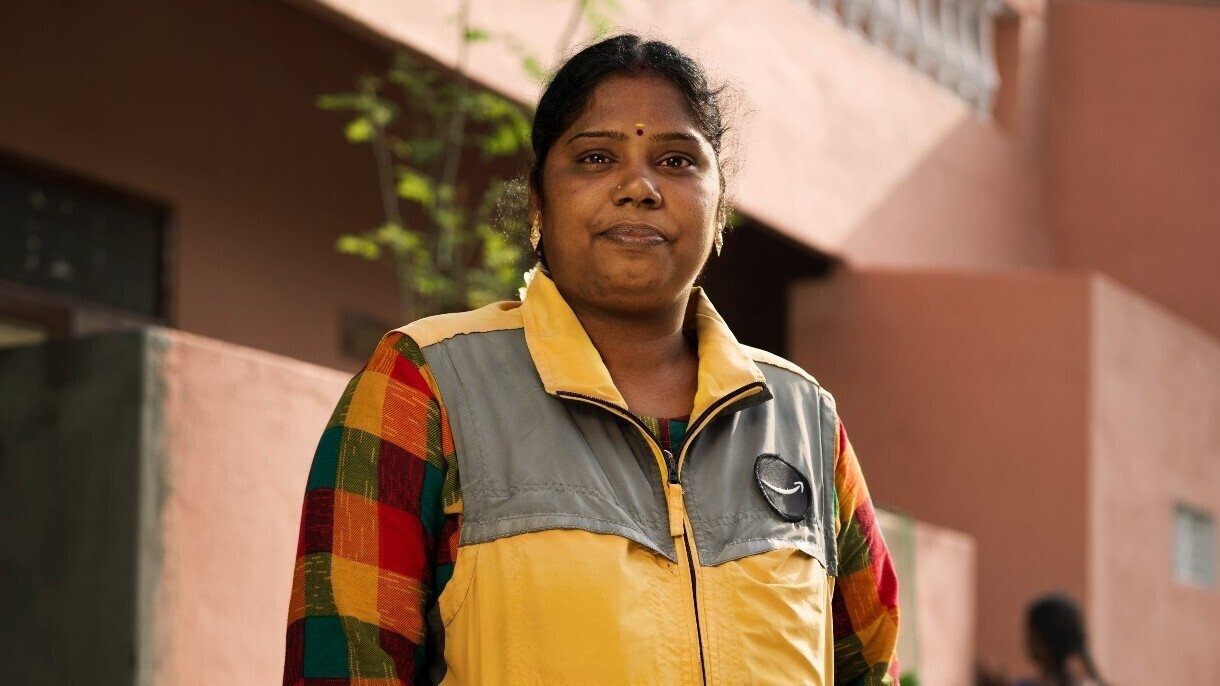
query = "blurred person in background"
(977, 593, 1105, 686)
(283, 33, 899, 685)
(1019, 594, 1106, 686)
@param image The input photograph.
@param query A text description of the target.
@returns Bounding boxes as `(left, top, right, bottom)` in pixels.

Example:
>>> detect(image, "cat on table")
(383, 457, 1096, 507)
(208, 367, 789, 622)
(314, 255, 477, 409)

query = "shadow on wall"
(0, 332, 149, 684)
(700, 220, 833, 358)
(0, 328, 350, 685)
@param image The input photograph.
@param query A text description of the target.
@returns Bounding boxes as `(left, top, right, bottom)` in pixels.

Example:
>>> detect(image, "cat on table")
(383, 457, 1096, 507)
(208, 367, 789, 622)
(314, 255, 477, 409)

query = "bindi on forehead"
(636, 122, 644, 136)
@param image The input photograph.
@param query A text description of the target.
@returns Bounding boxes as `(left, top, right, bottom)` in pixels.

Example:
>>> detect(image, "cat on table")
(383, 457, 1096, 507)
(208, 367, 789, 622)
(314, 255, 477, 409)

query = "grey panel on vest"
(680, 363, 839, 574)
(422, 329, 839, 573)
(423, 329, 676, 560)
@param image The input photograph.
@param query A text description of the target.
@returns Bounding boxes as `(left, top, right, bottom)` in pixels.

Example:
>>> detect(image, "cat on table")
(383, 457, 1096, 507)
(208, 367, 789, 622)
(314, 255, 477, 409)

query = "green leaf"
(467, 91, 518, 122)
(590, 16, 615, 40)
(356, 74, 384, 92)
(369, 102, 395, 126)
(335, 234, 382, 260)
(464, 27, 491, 42)
(344, 118, 375, 143)
(482, 123, 522, 157)
(521, 54, 547, 83)
(434, 207, 461, 233)
(586, 0, 621, 40)
(317, 93, 363, 111)
(396, 169, 435, 206)
(374, 222, 423, 256)
(404, 137, 445, 165)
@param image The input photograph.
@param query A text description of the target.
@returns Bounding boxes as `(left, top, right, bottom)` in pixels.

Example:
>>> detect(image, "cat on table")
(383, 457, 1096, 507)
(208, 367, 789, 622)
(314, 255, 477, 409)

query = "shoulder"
(743, 346, 839, 417)
(359, 302, 522, 391)
(395, 300, 525, 349)
(742, 345, 825, 391)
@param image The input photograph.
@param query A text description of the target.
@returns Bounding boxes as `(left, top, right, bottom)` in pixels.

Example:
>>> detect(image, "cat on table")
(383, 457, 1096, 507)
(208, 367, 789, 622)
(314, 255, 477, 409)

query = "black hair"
(1026, 594, 1105, 686)
(528, 33, 729, 205)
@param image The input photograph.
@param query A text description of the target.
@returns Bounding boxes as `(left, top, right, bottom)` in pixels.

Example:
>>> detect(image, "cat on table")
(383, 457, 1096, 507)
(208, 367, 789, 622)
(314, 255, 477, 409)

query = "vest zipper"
(554, 391, 672, 478)
(556, 382, 769, 686)
(554, 381, 768, 481)
(674, 381, 768, 476)
(683, 519, 707, 685)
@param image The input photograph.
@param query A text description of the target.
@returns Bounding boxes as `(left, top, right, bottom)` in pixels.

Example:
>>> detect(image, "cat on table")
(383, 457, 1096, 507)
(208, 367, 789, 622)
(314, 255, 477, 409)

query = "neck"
(576, 296, 693, 370)
(570, 295, 699, 418)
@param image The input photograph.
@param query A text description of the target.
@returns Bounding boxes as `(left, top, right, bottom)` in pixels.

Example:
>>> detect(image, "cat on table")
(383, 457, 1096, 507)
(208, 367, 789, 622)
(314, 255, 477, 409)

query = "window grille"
(0, 155, 169, 320)
(800, 0, 1008, 114)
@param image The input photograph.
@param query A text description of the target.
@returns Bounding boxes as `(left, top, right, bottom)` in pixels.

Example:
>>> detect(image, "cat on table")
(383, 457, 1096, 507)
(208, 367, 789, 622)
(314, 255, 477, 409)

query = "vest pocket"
(701, 546, 832, 684)
(437, 530, 699, 684)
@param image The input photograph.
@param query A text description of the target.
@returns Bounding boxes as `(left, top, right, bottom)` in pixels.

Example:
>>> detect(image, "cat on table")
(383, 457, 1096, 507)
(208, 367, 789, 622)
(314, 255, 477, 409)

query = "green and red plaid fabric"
(832, 420, 901, 685)
(284, 333, 459, 685)
(284, 332, 898, 684)
(639, 415, 690, 455)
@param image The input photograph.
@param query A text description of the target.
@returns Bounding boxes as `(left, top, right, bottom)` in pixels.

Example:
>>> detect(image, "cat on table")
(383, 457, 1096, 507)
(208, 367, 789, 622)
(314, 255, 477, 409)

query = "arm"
(283, 332, 461, 686)
(831, 419, 900, 686)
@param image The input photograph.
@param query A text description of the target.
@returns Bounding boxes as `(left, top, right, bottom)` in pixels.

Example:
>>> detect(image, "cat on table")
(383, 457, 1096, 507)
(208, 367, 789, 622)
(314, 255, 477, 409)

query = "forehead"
(568, 74, 703, 135)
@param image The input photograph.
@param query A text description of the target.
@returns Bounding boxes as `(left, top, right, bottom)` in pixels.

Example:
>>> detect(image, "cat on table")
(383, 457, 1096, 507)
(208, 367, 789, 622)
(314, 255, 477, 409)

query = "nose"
(611, 166, 663, 208)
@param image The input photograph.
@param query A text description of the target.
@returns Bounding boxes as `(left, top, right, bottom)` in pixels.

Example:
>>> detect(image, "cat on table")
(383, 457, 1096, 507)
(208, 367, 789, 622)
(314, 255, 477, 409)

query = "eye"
(577, 152, 613, 165)
(658, 155, 695, 169)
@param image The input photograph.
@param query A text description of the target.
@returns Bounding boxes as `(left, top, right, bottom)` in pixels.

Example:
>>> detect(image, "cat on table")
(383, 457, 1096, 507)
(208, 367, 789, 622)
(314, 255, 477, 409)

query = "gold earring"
(714, 228, 724, 256)
(529, 216, 542, 251)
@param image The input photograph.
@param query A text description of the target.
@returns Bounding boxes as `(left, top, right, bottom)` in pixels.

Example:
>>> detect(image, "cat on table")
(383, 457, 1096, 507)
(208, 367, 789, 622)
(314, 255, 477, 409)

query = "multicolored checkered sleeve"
(831, 419, 900, 686)
(283, 332, 463, 686)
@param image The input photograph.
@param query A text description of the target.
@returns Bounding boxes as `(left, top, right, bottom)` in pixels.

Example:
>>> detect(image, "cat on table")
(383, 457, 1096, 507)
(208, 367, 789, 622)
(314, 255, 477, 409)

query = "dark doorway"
(699, 219, 833, 358)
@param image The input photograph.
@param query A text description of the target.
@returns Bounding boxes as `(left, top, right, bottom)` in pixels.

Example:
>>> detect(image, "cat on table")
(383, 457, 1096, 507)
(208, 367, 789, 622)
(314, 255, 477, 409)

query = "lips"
(598, 223, 667, 247)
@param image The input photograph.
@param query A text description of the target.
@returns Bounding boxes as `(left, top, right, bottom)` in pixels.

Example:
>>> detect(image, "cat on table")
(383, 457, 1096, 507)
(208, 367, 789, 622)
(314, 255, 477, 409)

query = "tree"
(319, 0, 617, 322)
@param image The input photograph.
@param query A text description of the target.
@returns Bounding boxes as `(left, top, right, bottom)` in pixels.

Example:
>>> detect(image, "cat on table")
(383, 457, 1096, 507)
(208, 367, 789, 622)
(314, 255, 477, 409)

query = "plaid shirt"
(284, 331, 899, 685)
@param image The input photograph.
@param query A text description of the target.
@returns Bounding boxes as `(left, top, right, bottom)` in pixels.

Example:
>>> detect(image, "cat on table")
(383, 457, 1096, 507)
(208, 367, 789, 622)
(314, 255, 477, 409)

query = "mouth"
(598, 222, 667, 247)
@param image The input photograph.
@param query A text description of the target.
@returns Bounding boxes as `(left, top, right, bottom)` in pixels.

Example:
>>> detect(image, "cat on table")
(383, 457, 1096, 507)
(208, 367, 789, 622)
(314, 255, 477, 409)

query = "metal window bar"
(799, 0, 1005, 115)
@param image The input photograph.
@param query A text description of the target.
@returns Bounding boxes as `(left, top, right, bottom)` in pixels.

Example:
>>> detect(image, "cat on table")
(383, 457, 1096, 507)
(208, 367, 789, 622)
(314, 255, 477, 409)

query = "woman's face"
(537, 74, 722, 318)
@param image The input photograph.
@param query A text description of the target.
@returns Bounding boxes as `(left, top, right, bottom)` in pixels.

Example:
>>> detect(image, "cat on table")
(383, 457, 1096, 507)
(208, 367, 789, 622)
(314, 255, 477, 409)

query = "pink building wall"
(914, 521, 977, 686)
(295, 0, 1058, 271)
(841, 14, 1056, 271)
(6, 0, 1216, 681)
(790, 269, 1093, 674)
(792, 269, 1220, 679)
(879, 510, 978, 686)
(1049, 0, 1220, 340)
(153, 331, 348, 685)
(0, 0, 400, 371)
(1090, 279, 1220, 685)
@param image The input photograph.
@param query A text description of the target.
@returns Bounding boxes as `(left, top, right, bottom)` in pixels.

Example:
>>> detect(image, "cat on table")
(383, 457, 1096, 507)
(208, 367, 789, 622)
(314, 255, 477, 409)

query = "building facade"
(2, 0, 1217, 683)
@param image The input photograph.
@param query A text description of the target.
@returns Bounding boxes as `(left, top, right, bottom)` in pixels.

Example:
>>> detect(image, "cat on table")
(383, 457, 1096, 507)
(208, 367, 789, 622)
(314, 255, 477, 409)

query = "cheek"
(696, 172, 723, 216)
(687, 183, 722, 233)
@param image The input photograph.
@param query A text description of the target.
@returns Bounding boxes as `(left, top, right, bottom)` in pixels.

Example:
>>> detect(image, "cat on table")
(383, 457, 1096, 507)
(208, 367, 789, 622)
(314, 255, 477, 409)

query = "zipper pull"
(662, 449, 678, 484)
(667, 482, 686, 538)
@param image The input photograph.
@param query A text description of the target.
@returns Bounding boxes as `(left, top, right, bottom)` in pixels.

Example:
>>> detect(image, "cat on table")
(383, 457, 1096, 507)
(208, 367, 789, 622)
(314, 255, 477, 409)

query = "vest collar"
(520, 271, 771, 421)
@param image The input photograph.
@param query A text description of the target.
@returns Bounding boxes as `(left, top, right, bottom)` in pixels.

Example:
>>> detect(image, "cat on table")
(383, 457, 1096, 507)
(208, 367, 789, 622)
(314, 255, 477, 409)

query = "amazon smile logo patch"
(755, 454, 811, 523)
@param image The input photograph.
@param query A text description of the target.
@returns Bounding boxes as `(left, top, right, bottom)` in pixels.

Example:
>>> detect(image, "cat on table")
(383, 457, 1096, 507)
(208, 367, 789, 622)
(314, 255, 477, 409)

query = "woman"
(1018, 595, 1105, 686)
(284, 34, 899, 685)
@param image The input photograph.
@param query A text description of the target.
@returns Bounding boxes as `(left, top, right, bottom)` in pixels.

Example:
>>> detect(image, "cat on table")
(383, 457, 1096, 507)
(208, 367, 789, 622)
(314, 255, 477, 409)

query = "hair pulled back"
(528, 33, 728, 203)
(1026, 594, 1105, 686)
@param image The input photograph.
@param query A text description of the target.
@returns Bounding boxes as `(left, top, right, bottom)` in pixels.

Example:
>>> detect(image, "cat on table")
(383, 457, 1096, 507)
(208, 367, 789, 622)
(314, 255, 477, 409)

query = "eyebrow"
(651, 132, 700, 144)
(564, 130, 703, 145)
(566, 130, 628, 144)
